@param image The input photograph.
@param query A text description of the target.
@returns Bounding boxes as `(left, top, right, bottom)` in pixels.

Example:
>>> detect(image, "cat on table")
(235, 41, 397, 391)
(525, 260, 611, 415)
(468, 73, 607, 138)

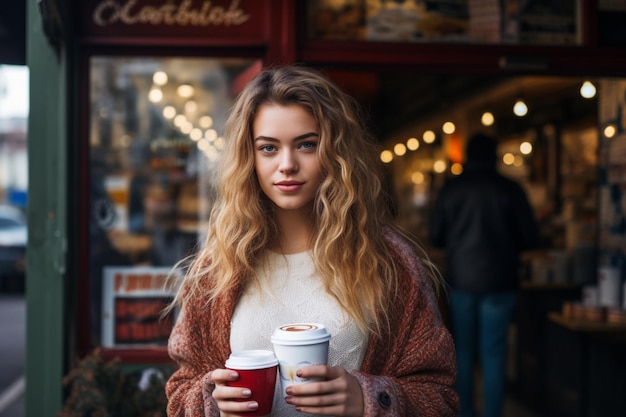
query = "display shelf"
(521, 281, 581, 291)
(549, 312, 626, 333)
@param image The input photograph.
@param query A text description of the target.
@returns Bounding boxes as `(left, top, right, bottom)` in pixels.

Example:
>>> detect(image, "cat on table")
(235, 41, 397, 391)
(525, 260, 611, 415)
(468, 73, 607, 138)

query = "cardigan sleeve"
(354, 230, 459, 417)
(351, 324, 458, 417)
(165, 306, 221, 417)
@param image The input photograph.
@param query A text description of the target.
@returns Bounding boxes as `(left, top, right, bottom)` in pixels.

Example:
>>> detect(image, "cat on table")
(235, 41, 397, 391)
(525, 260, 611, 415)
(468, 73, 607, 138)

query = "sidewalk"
(0, 294, 25, 417)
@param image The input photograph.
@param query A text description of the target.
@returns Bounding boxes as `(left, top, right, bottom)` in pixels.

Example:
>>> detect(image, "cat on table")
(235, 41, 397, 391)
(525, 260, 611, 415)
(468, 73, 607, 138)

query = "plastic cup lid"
(225, 350, 278, 370)
(270, 323, 331, 346)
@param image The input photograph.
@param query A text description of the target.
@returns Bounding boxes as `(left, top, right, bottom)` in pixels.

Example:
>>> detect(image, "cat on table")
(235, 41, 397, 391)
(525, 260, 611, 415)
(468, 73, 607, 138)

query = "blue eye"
(259, 144, 276, 153)
(299, 141, 317, 150)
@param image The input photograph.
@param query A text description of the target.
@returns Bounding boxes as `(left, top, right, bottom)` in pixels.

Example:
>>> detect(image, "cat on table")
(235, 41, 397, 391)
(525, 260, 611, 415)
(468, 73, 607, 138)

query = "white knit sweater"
(230, 250, 368, 416)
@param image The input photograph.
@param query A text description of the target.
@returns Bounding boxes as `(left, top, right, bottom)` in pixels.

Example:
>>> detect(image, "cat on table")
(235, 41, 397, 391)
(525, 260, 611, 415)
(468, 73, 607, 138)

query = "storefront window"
(307, 0, 579, 45)
(88, 56, 258, 348)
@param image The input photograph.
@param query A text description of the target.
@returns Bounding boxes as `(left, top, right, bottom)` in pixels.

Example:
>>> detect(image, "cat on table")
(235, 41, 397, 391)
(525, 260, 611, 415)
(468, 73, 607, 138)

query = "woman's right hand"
(209, 368, 260, 416)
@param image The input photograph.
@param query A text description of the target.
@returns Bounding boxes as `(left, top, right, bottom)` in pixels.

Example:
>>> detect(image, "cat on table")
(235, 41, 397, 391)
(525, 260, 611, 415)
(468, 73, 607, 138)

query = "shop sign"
(78, 0, 268, 40)
(101, 266, 178, 347)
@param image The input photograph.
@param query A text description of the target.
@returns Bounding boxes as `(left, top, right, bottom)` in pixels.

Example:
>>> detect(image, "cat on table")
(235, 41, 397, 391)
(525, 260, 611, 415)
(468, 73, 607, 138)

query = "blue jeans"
(449, 289, 518, 417)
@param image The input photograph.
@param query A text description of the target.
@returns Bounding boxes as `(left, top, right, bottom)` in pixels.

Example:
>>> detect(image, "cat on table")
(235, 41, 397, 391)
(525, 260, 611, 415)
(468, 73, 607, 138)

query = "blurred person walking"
(429, 133, 539, 417)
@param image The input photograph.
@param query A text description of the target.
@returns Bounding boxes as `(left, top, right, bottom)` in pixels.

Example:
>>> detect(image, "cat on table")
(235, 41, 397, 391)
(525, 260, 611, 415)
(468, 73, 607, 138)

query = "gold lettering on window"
(93, 0, 250, 28)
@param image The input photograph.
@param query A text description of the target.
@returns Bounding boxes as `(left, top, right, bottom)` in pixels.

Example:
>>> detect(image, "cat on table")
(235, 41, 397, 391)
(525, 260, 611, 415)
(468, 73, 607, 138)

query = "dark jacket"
(429, 162, 539, 293)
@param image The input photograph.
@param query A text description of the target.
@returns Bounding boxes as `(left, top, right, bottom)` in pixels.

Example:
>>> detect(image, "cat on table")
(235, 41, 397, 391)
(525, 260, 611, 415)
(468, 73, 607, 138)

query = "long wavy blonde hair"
(169, 65, 430, 337)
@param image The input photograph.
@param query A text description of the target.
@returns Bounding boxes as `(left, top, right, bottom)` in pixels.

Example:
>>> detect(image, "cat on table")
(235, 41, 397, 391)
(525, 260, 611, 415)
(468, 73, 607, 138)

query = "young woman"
(165, 65, 458, 417)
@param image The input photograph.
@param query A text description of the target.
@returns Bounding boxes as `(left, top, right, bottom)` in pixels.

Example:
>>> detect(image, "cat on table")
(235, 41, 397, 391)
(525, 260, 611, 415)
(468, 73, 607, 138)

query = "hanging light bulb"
(604, 124, 617, 138)
(148, 88, 163, 103)
(407, 137, 420, 151)
(162, 106, 176, 119)
(152, 71, 168, 86)
(423, 130, 436, 144)
(411, 171, 425, 184)
(177, 83, 195, 98)
(481, 111, 495, 126)
(580, 80, 596, 99)
(394, 143, 407, 156)
(513, 99, 528, 117)
(433, 159, 447, 173)
(380, 150, 394, 163)
(442, 121, 456, 134)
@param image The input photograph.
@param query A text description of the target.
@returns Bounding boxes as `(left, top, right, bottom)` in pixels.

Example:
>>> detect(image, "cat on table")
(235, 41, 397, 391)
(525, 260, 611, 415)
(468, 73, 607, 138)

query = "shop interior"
(329, 69, 625, 417)
(333, 71, 601, 280)
(90, 60, 603, 286)
(87, 56, 613, 307)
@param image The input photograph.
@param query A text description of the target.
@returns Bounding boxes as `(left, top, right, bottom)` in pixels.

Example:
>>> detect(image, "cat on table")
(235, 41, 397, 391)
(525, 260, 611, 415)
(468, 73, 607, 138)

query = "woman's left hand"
(284, 365, 364, 417)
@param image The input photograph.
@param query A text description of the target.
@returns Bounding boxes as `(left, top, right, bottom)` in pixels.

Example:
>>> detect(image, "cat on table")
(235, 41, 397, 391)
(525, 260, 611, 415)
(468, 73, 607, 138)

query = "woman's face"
(252, 103, 323, 215)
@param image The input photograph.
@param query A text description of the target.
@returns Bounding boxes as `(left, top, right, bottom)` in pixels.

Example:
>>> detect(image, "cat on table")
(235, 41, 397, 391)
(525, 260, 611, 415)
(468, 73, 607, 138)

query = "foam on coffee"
(281, 324, 318, 332)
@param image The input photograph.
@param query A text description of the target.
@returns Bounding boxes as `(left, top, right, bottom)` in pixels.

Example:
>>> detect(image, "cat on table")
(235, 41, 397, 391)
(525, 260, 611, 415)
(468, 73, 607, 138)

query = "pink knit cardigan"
(166, 230, 459, 416)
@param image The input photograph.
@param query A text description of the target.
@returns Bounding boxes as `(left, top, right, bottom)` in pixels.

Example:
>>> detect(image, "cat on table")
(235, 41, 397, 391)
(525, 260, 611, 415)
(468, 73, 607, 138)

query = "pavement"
(0, 293, 25, 417)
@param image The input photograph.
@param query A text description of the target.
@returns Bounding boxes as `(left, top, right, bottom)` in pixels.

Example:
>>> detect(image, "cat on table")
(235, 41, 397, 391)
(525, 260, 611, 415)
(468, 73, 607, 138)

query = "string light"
(394, 143, 407, 156)
(411, 171, 424, 184)
(407, 137, 420, 151)
(380, 150, 394, 163)
(604, 125, 616, 138)
(520, 141, 533, 154)
(190, 128, 203, 141)
(442, 121, 456, 134)
(177, 84, 195, 98)
(152, 71, 168, 86)
(199, 115, 214, 128)
(162, 106, 176, 119)
(513, 99, 528, 117)
(433, 160, 447, 173)
(148, 88, 163, 103)
(580, 81, 596, 99)
(481, 111, 494, 126)
(423, 130, 436, 144)
(503, 153, 515, 165)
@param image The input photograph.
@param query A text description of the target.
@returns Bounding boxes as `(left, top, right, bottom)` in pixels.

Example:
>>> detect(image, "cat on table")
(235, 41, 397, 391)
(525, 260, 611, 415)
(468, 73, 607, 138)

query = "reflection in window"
(307, 0, 578, 45)
(88, 57, 258, 347)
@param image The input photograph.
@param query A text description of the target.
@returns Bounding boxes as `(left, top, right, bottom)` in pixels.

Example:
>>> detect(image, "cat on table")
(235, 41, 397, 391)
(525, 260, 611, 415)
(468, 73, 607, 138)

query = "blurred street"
(0, 294, 25, 417)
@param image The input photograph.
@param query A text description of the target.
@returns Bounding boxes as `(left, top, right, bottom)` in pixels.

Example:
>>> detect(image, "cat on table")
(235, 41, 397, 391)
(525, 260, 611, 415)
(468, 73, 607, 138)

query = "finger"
(286, 390, 345, 406)
(295, 364, 336, 379)
(213, 385, 253, 401)
(287, 379, 335, 396)
(287, 389, 361, 417)
(215, 397, 259, 414)
(215, 398, 258, 410)
(287, 366, 353, 392)
(210, 368, 240, 385)
(285, 368, 364, 416)
(212, 386, 259, 414)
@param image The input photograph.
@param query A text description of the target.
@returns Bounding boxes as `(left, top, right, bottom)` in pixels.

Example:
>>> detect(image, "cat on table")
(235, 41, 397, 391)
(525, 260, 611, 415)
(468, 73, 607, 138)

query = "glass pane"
(307, 0, 579, 45)
(88, 56, 258, 347)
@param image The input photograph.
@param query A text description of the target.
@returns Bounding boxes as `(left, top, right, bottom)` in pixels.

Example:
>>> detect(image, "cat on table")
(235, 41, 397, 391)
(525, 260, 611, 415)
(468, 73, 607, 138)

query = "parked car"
(0, 204, 27, 291)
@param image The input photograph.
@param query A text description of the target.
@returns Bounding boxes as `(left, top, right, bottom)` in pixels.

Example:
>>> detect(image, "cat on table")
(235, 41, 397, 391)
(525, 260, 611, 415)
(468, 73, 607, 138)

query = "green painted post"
(25, 1, 68, 416)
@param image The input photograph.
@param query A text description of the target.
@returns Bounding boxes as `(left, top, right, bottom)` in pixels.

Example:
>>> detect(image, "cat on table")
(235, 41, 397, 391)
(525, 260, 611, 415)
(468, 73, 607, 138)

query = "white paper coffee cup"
(271, 323, 331, 398)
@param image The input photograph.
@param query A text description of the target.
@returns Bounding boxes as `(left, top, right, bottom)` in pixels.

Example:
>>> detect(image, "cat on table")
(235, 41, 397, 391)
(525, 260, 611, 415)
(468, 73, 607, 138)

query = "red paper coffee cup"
(225, 350, 278, 416)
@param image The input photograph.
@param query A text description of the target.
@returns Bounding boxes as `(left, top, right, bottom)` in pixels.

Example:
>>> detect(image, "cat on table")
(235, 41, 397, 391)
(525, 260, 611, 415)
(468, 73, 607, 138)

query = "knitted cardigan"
(166, 230, 459, 416)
